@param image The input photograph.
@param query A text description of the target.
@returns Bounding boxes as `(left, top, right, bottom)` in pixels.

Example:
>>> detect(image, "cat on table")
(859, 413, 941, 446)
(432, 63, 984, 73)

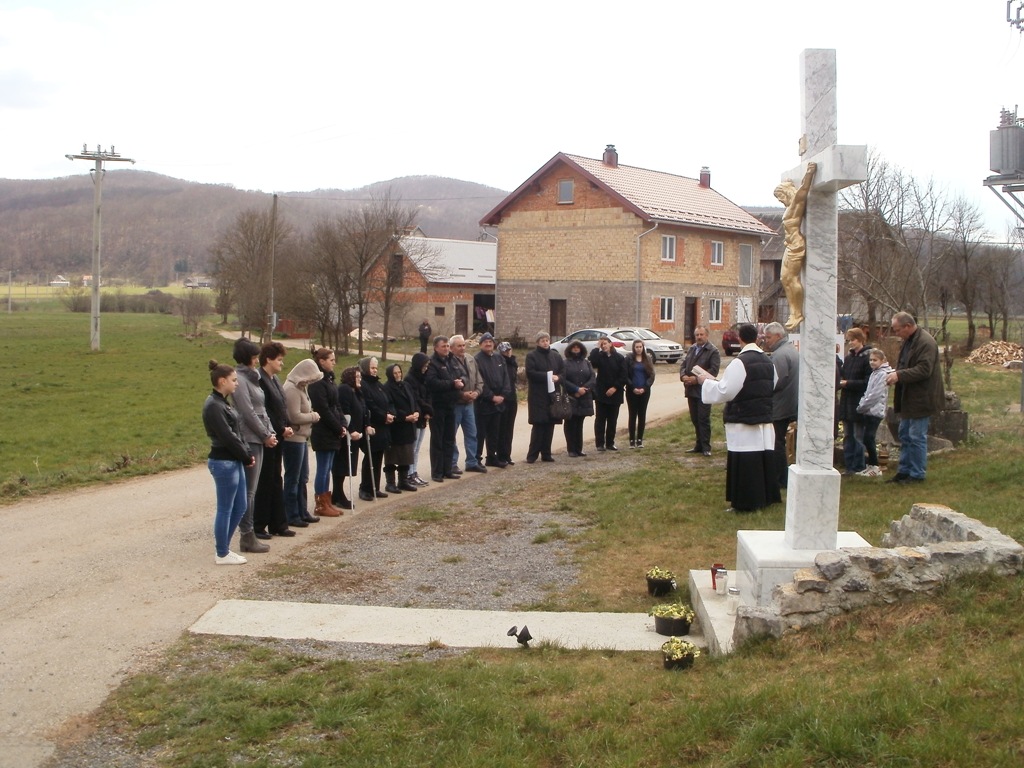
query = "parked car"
(721, 323, 766, 355)
(721, 326, 743, 356)
(550, 328, 628, 358)
(550, 327, 683, 363)
(607, 327, 684, 364)
(49, 275, 70, 287)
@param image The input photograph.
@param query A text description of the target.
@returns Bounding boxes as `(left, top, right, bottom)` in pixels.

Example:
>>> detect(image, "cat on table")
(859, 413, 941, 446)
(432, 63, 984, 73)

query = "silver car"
(550, 327, 683, 364)
(550, 328, 628, 358)
(609, 327, 684, 364)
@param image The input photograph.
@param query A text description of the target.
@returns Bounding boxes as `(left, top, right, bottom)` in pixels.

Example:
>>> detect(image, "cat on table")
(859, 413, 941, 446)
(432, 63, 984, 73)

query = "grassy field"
(25, 300, 1024, 766)
(0, 310, 372, 499)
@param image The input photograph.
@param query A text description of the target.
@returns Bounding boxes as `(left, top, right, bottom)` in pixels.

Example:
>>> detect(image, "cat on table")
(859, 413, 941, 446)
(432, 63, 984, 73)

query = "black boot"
(398, 467, 418, 492)
(384, 466, 401, 494)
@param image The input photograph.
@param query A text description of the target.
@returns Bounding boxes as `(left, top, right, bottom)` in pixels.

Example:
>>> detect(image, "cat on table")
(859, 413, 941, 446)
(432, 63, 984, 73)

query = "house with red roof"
(480, 145, 774, 346)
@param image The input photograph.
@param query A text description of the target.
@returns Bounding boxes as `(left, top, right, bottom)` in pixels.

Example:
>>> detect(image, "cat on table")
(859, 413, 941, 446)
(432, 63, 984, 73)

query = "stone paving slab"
(190, 600, 706, 652)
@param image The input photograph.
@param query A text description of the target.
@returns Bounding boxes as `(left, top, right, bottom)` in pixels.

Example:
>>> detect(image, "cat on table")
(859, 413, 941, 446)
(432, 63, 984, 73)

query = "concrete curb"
(190, 600, 707, 652)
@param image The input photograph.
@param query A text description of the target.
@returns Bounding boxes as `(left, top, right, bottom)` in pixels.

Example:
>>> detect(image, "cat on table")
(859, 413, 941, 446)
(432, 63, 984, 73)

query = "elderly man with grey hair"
(449, 334, 486, 473)
(764, 321, 799, 488)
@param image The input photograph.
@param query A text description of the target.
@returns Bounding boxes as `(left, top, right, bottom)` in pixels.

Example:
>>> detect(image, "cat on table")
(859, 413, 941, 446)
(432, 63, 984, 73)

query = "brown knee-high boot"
(315, 492, 343, 517)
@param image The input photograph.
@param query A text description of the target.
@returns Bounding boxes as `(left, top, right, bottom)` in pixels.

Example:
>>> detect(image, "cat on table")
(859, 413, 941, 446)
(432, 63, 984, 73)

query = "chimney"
(602, 144, 618, 168)
(699, 166, 711, 188)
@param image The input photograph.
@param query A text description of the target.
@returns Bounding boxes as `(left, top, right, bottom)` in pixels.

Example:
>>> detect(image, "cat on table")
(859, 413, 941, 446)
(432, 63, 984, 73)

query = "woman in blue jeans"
(625, 339, 655, 448)
(202, 361, 255, 565)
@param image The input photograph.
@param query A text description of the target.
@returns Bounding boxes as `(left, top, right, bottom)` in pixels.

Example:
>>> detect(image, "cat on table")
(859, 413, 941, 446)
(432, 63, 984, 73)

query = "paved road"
(0, 365, 699, 767)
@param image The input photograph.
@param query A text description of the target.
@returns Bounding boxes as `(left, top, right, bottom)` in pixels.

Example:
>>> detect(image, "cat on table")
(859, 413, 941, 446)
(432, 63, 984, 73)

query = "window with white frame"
(711, 241, 724, 266)
(557, 179, 574, 204)
(738, 243, 752, 286)
(661, 235, 676, 262)
(659, 296, 674, 322)
(709, 298, 723, 323)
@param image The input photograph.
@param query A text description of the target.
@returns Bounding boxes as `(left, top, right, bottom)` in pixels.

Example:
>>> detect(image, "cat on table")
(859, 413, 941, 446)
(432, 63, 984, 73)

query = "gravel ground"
(42, 454, 648, 767)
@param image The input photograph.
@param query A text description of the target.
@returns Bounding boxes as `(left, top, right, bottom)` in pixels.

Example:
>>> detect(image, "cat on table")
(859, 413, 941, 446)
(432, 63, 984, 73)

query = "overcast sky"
(3, 1, 1023, 237)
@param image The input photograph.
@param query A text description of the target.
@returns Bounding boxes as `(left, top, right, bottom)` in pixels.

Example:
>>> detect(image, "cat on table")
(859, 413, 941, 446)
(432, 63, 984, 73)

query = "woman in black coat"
(405, 352, 434, 485)
(337, 366, 367, 507)
(383, 363, 421, 493)
(560, 340, 596, 457)
(307, 348, 345, 517)
(358, 356, 396, 500)
(254, 342, 295, 536)
(524, 331, 565, 463)
(838, 327, 872, 475)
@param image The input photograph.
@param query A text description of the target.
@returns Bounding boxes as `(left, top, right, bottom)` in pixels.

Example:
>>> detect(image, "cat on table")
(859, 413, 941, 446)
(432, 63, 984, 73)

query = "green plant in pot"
(645, 566, 677, 596)
(660, 636, 701, 670)
(649, 601, 695, 636)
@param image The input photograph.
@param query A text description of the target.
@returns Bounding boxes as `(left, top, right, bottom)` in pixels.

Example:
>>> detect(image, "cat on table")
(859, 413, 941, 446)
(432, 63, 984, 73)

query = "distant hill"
(0, 172, 507, 286)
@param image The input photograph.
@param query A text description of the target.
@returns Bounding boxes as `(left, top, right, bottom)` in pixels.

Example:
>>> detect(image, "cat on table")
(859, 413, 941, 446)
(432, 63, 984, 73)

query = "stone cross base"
(783, 465, 841, 550)
(736, 529, 871, 607)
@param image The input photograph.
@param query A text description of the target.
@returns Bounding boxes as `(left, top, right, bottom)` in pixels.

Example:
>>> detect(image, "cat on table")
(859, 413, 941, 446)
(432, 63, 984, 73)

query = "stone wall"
(733, 504, 1024, 646)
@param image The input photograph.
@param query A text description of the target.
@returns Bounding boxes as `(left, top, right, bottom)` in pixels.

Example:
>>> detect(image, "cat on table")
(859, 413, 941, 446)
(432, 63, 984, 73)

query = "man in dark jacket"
(764, 322, 798, 487)
(679, 326, 720, 456)
(418, 319, 432, 354)
(589, 337, 628, 451)
(886, 312, 945, 484)
(425, 336, 465, 482)
(474, 332, 513, 467)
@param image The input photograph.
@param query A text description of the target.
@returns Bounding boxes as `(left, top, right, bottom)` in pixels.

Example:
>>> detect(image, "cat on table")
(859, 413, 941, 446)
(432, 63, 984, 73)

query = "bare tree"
(176, 290, 211, 338)
(977, 230, 1024, 341)
(368, 236, 442, 359)
(338, 192, 418, 357)
(939, 197, 986, 352)
(307, 217, 358, 353)
(209, 205, 293, 334)
(839, 150, 954, 333)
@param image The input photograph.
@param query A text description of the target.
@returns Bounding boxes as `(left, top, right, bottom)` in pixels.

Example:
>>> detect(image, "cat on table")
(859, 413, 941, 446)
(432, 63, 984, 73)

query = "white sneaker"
(857, 466, 882, 478)
(215, 551, 247, 565)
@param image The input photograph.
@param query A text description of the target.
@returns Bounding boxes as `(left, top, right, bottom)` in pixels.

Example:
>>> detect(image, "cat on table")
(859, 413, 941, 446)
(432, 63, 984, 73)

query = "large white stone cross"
(781, 49, 866, 550)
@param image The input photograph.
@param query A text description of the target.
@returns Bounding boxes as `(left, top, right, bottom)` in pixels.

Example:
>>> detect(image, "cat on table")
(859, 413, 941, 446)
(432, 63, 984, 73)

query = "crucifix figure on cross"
(774, 161, 817, 332)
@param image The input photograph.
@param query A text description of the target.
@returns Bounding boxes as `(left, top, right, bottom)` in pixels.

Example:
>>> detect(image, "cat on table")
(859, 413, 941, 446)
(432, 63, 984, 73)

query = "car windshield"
(636, 329, 661, 340)
(612, 330, 639, 341)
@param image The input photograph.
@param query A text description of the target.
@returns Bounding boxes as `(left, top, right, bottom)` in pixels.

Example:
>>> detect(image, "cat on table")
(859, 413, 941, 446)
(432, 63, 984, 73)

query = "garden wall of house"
(733, 504, 1024, 646)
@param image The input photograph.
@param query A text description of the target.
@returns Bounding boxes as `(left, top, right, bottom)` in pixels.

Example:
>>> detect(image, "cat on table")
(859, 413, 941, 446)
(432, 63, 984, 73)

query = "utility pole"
(264, 193, 278, 343)
(65, 144, 135, 351)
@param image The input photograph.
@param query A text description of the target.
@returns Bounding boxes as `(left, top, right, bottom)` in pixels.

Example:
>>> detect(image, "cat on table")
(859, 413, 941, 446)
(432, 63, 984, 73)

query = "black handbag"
(549, 387, 573, 420)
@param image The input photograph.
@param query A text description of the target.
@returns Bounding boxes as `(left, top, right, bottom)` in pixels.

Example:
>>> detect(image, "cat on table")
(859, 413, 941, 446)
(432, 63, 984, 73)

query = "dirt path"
(0, 374, 693, 768)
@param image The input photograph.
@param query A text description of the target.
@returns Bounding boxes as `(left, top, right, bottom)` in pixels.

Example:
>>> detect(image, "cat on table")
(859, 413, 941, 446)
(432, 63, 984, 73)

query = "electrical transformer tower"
(65, 144, 136, 351)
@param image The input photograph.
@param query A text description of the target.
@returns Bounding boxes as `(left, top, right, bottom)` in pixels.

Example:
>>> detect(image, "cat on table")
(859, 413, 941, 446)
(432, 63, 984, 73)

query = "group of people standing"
(201, 340, 419, 564)
(690, 312, 943, 513)
(524, 332, 657, 463)
(203, 311, 945, 560)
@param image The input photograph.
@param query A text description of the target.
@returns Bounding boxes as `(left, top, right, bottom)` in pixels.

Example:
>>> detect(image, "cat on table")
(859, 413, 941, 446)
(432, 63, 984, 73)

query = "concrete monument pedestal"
(736, 529, 871, 607)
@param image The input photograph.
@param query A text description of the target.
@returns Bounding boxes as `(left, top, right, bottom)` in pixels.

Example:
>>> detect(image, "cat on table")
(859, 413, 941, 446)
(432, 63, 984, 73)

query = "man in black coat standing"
(679, 326, 721, 456)
(474, 332, 513, 467)
(589, 336, 628, 451)
(418, 319, 433, 355)
(425, 336, 464, 482)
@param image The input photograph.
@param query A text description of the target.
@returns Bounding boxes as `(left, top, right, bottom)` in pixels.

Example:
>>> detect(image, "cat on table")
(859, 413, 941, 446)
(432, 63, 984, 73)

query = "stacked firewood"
(965, 341, 1024, 366)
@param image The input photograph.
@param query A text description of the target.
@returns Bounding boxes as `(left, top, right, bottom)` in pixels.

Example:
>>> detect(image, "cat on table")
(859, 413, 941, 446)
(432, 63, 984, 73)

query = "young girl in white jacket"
(855, 348, 894, 477)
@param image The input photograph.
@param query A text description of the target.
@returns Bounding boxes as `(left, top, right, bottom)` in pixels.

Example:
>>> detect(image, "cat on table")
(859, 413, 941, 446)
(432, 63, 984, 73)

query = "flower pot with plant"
(645, 566, 677, 596)
(661, 637, 701, 670)
(649, 601, 695, 636)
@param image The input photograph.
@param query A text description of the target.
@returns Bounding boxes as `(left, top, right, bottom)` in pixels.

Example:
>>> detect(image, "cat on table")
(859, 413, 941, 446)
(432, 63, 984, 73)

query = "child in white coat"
(855, 348, 894, 477)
